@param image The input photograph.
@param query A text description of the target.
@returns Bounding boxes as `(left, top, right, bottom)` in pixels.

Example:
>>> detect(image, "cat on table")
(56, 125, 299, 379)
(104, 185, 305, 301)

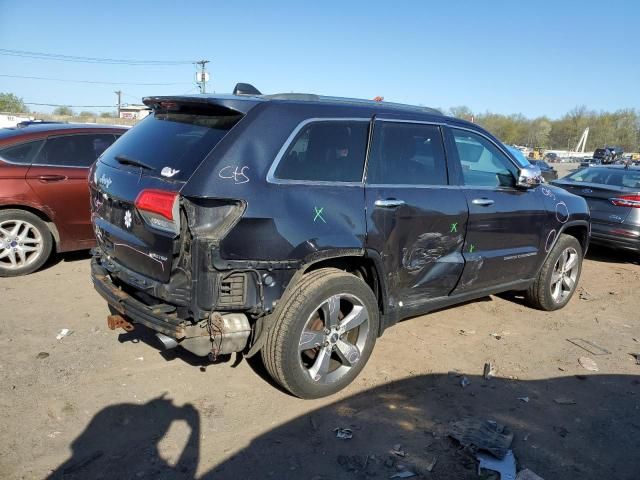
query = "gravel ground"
(1, 163, 639, 480)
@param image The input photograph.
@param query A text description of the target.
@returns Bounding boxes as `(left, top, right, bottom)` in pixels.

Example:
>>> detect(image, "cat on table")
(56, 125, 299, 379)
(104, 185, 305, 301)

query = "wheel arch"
(0, 204, 60, 248)
(559, 220, 589, 254)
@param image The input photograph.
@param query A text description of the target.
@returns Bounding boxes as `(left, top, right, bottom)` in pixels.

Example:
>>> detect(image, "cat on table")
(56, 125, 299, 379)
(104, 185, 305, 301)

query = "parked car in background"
(544, 152, 559, 163)
(593, 146, 624, 164)
(579, 158, 602, 168)
(90, 86, 589, 398)
(552, 165, 640, 253)
(0, 123, 127, 276)
(529, 160, 558, 182)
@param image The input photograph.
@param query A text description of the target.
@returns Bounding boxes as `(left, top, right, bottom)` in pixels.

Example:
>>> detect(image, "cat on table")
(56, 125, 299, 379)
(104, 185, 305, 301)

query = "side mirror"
(517, 165, 543, 188)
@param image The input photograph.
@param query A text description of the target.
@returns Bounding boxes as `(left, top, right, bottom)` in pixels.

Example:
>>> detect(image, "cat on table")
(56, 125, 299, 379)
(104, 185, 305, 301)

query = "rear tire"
(0, 209, 53, 277)
(526, 234, 582, 311)
(262, 268, 379, 399)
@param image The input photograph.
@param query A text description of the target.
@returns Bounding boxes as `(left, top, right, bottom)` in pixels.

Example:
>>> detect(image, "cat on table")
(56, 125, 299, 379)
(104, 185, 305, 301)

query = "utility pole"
(114, 90, 122, 118)
(195, 60, 210, 94)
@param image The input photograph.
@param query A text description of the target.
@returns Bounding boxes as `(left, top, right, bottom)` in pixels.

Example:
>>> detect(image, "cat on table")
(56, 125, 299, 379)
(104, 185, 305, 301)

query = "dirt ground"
(1, 164, 639, 480)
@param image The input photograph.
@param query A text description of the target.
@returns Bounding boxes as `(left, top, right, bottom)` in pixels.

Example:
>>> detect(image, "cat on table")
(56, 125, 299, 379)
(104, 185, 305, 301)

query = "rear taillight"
(610, 194, 640, 208)
(135, 189, 180, 234)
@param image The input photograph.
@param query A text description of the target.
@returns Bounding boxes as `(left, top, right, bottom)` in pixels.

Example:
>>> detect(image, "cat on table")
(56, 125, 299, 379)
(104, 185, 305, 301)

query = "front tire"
(0, 209, 53, 277)
(526, 234, 583, 311)
(262, 268, 379, 399)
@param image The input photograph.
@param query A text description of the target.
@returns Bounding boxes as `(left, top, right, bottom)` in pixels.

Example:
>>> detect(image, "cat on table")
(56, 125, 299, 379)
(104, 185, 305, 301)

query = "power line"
(0, 48, 194, 65)
(25, 102, 115, 108)
(0, 73, 192, 86)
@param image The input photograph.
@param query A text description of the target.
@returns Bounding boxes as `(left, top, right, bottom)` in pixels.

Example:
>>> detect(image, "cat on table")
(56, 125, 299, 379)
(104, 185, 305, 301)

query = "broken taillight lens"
(135, 189, 180, 234)
(610, 194, 640, 208)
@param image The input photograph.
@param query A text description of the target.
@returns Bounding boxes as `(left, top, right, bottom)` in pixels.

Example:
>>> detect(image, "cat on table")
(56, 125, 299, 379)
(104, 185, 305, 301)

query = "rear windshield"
(567, 168, 640, 188)
(100, 109, 242, 181)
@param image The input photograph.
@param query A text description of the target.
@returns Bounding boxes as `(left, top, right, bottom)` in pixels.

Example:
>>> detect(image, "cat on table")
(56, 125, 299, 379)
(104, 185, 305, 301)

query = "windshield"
(100, 109, 242, 181)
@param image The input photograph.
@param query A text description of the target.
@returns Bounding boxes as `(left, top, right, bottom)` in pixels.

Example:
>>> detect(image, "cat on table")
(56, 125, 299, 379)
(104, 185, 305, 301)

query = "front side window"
(34, 134, 118, 167)
(0, 140, 44, 164)
(367, 122, 448, 185)
(451, 129, 516, 188)
(273, 121, 369, 182)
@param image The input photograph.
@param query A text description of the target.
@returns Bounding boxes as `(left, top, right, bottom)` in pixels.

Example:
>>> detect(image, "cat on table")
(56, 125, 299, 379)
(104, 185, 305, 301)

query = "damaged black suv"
(90, 85, 590, 398)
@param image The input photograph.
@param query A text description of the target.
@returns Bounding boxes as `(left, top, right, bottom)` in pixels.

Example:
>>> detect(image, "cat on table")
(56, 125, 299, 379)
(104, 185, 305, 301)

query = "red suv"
(0, 123, 127, 276)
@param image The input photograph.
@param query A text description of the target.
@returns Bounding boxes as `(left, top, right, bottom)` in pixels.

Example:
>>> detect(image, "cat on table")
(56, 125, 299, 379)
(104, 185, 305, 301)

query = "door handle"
(375, 199, 406, 208)
(37, 174, 67, 182)
(471, 198, 494, 206)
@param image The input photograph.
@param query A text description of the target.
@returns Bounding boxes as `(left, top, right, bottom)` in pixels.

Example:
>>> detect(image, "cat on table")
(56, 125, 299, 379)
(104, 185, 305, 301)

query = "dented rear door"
(364, 119, 468, 309)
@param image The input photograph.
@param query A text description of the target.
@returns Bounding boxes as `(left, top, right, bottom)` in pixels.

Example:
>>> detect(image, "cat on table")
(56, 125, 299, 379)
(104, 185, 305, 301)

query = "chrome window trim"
(266, 117, 371, 185)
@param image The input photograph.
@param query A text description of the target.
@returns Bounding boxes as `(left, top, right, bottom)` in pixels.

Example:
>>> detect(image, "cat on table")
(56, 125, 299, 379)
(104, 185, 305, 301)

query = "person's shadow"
(47, 394, 199, 479)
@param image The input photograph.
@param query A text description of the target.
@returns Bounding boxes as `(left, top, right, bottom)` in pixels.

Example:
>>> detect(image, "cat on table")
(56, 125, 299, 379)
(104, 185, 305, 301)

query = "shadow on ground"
(48, 373, 640, 480)
(40, 249, 92, 272)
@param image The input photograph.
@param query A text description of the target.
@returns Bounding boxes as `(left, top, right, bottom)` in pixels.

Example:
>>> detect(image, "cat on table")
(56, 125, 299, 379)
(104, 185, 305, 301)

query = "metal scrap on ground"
(333, 427, 353, 440)
(448, 418, 514, 459)
(578, 356, 599, 371)
(477, 449, 516, 480)
(567, 338, 611, 355)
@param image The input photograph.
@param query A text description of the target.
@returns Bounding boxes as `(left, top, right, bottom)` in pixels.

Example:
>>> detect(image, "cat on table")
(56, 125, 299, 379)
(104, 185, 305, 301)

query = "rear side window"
(568, 168, 640, 188)
(451, 129, 516, 188)
(34, 134, 118, 167)
(0, 140, 44, 164)
(273, 121, 369, 182)
(100, 111, 242, 181)
(367, 122, 448, 185)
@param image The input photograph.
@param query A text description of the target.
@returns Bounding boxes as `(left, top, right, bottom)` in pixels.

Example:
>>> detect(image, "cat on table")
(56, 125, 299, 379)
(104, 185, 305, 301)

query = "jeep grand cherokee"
(90, 85, 590, 398)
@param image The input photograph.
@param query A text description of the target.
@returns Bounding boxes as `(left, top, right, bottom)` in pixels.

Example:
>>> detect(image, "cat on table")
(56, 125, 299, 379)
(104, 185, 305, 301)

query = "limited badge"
(124, 210, 132, 229)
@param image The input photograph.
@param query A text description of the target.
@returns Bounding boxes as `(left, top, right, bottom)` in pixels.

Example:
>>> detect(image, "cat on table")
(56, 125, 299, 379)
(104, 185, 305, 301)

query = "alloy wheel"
(0, 220, 44, 270)
(550, 246, 579, 303)
(298, 293, 370, 384)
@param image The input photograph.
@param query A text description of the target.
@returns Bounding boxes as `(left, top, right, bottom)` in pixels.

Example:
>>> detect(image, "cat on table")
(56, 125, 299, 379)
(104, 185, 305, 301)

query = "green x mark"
(469, 244, 475, 253)
(450, 222, 458, 233)
(313, 206, 326, 223)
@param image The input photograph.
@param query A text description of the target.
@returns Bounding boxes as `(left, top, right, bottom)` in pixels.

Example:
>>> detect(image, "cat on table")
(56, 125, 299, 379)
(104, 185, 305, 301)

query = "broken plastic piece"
(460, 376, 471, 388)
(423, 452, 437, 472)
(449, 418, 513, 459)
(390, 471, 416, 479)
(334, 427, 353, 440)
(391, 444, 406, 457)
(516, 468, 545, 480)
(630, 353, 640, 365)
(578, 356, 599, 372)
(518, 396, 530, 403)
(567, 338, 611, 355)
(56, 328, 73, 340)
(483, 362, 496, 380)
(477, 450, 516, 480)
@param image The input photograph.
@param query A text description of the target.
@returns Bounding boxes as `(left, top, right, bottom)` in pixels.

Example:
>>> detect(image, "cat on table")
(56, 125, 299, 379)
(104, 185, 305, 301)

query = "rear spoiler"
(142, 94, 263, 115)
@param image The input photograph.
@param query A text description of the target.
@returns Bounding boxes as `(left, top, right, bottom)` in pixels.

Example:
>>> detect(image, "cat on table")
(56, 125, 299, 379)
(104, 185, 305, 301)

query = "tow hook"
(107, 314, 134, 332)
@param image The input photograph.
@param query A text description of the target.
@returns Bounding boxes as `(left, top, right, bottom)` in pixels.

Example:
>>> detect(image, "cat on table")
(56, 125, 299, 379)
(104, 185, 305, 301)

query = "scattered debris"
(578, 356, 599, 372)
(47, 431, 61, 438)
(516, 468, 545, 480)
(609, 290, 618, 296)
(423, 452, 437, 472)
(554, 397, 576, 405)
(518, 396, 530, 403)
(390, 471, 416, 479)
(490, 332, 502, 340)
(334, 427, 353, 440)
(56, 328, 73, 340)
(567, 338, 611, 355)
(477, 449, 516, 480)
(391, 444, 406, 457)
(578, 288, 595, 301)
(449, 418, 513, 459)
(36, 352, 49, 359)
(135, 356, 144, 361)
(483, 362, 496, 380)
(630, 353, 640, 365)
(553, 426, 569, 438)
(459, 329, 476, 336)
(460, 376, 471, 388)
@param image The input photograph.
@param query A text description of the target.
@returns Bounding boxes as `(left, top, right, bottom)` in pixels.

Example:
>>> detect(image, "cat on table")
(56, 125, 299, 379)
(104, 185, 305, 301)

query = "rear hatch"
(90, 100, 246, 283)
(554, 168, 640, 226)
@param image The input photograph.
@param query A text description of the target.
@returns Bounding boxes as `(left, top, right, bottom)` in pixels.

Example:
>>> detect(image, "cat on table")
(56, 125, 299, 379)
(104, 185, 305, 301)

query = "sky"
(0, 0, 638, 118)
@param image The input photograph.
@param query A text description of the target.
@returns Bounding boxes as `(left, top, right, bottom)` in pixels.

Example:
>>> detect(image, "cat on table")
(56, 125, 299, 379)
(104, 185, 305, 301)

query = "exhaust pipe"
(156, 332, 178, 350)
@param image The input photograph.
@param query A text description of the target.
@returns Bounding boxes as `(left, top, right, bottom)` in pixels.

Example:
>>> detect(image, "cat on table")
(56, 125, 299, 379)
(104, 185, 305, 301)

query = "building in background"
(118, 105, 150, 121)
(0, 113, 34, 128)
